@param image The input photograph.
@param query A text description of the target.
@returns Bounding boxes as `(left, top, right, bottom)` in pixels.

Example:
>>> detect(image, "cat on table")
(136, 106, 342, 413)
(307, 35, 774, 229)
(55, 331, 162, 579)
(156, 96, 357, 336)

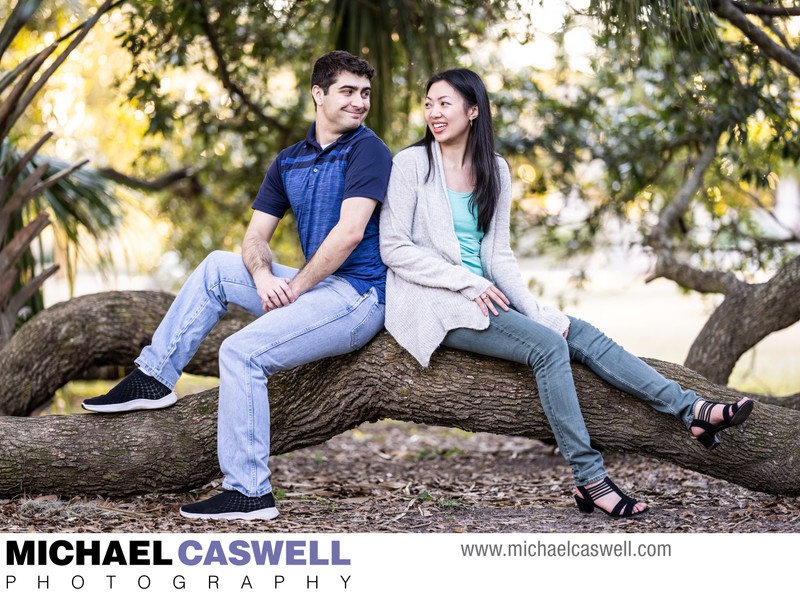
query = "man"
(82, 51, 392, 521)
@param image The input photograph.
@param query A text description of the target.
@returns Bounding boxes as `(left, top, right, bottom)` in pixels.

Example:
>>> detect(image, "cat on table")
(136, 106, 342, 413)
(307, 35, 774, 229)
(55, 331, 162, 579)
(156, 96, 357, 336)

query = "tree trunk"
(0, 291, 798, 497)
(0, 291, 254, 416)
(685, 255, 800, 386)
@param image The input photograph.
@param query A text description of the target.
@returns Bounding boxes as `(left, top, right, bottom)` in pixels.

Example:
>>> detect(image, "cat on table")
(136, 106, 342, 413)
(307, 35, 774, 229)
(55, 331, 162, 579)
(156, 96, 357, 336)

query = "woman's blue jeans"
(135, 251, 385, 497)
(442, 308, 699, 486)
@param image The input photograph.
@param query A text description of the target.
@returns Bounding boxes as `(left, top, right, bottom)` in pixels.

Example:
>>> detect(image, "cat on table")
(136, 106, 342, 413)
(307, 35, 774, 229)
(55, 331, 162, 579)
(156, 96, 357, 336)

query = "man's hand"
(253, 269, 295, 312)
(243, 211, 285, 311)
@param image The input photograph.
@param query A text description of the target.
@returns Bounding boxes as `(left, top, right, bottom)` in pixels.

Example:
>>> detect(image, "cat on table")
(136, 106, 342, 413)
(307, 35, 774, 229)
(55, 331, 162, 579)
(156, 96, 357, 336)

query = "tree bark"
(0, 291, 798, 497)
(684, 255, 800, 386)
(0, 291, 255, 416)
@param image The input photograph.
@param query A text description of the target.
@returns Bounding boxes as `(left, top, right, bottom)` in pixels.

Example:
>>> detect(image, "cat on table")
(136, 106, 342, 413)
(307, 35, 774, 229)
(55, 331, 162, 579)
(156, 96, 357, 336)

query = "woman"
(379, 68, 753, 518)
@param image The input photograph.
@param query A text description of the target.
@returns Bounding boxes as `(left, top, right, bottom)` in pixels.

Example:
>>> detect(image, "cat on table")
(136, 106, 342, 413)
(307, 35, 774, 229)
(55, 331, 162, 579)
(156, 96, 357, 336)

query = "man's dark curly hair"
(311, 51, 375, 93)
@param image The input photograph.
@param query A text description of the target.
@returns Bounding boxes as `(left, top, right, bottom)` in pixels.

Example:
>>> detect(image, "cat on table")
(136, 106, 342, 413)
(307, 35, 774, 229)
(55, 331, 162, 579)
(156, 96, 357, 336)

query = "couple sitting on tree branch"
(82, 51, 753, 521)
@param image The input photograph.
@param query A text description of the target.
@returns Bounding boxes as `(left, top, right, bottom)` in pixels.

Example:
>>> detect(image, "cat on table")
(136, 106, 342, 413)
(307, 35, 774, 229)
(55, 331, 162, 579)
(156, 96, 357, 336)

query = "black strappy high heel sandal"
(574, 477, 647, 518)
(690, 398, 754, 450)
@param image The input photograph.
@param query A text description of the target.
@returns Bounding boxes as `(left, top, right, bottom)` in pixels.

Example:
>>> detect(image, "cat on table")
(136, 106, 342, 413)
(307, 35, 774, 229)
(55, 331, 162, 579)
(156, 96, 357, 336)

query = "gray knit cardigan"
(380, 142, 570, 367)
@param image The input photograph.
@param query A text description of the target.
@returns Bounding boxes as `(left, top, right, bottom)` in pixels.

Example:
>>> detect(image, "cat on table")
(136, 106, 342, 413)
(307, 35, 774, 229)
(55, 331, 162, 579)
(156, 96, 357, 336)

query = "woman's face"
(424, 80, 477, 146)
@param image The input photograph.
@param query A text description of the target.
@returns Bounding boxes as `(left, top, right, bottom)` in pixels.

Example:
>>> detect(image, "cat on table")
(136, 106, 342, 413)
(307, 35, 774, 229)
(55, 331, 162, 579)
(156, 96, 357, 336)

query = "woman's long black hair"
(416, 68, 500, 233)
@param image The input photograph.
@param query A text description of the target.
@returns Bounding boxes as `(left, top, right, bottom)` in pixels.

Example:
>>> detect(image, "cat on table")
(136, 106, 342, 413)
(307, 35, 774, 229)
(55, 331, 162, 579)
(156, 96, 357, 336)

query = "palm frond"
(1, 139, 121, 322)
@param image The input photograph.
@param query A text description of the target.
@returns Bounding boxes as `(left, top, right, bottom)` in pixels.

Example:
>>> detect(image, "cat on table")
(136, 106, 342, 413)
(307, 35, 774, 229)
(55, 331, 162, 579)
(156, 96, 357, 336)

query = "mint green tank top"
(447, 188, 484, 277)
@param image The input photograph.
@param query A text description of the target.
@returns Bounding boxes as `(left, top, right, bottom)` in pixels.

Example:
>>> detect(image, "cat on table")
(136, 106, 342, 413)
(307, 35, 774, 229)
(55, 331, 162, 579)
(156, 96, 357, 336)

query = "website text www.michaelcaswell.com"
(461, 540, 671, 559)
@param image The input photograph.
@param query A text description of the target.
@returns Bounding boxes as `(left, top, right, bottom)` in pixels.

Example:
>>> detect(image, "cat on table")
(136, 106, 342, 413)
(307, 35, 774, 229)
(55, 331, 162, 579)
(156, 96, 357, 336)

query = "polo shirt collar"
(305, 123, 365, 151)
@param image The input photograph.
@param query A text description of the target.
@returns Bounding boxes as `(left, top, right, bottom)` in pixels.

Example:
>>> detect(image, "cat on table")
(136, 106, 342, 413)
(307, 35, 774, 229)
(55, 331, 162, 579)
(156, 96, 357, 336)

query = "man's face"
(312, 71, 371, 135)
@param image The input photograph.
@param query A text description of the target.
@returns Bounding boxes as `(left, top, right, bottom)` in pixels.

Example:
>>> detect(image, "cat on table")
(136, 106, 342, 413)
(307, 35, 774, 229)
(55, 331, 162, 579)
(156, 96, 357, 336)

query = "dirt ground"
(2, 421, 798, 533)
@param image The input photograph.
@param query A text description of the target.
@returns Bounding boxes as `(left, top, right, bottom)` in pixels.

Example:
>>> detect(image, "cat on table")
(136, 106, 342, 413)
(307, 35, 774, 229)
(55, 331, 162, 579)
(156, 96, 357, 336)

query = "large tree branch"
(0, 291, 254, 416)
(0, 291, 797, 497)
(685, 254, 800, 384)
(712, 0, 800, 78)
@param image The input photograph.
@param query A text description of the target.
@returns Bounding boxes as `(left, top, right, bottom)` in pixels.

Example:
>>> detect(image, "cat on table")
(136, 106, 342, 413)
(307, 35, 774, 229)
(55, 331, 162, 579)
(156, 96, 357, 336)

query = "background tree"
(487, 1, 800, 391)
(114, 0, 531, 266)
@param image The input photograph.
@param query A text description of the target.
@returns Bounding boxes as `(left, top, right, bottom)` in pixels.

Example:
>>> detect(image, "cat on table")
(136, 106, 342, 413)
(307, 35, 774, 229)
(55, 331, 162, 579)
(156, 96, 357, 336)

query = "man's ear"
(312, 85, 325, 106)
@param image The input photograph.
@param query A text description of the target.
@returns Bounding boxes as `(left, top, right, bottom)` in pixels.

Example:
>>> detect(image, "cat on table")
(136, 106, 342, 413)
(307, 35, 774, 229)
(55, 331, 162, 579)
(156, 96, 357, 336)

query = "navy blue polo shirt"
(253, 124, 392, 302)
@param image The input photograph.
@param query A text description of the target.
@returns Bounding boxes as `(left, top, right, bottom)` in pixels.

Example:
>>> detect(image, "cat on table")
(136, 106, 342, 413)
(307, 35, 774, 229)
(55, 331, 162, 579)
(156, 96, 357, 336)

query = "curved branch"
(685, 255, 800, 384)
(647, 255, 741, 294)
(646, 137, 741, 294)
(731, 1, 800, 16)
(0, 291, 255, 416)
(98, 166, 198, 191)
(712, 0, 800, 78)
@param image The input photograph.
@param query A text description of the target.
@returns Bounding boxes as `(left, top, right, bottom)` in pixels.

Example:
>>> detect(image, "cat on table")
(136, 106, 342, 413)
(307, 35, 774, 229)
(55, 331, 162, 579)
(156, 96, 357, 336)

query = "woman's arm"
(380, 161, 491, 299)
(490, 159, 571, 335)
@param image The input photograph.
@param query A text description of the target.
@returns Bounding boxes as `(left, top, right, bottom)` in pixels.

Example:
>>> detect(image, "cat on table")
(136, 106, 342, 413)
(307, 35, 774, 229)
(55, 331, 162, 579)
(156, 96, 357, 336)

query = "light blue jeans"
(442, 308, 700, 486)
(136, 251, 385, 496)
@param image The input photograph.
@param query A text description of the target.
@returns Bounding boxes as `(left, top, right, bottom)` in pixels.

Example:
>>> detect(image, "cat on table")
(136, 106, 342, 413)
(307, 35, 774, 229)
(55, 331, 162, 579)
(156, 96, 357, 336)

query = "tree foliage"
(0, 0, 121, 345)
(508, 29, 799, 268)
(488, 1, 800, 386)
(114, 0, 532, 266)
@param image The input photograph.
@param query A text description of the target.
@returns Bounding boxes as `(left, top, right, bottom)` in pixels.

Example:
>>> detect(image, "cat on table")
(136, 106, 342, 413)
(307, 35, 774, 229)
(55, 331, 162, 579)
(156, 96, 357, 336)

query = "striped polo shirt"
(252, 124, 392, 302)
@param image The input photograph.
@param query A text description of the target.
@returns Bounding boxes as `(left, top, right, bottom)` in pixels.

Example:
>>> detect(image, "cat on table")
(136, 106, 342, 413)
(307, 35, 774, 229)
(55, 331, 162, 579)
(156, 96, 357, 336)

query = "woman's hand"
(474, 285, 510, 316)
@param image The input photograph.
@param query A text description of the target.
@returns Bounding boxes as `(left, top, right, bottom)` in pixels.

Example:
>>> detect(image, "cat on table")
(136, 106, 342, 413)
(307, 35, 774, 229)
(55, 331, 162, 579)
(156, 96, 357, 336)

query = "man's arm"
(242, 210, 295, 311)
(289, 197, 378, 297)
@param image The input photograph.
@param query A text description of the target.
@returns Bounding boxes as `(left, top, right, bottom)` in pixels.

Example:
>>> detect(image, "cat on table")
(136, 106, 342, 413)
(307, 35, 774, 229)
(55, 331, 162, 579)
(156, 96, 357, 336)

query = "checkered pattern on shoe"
(81, 368, 176, 412)
(180, 490, 279, 521)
